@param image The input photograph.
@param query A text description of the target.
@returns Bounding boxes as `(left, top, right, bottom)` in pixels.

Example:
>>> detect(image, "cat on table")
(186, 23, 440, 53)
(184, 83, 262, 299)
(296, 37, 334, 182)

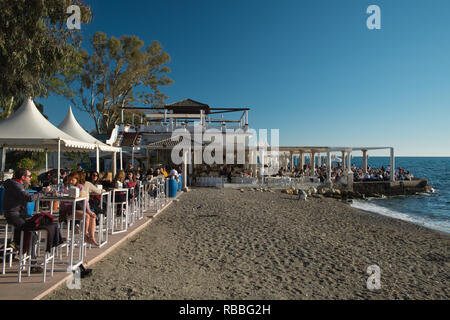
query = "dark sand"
(45, 188, 449, 300)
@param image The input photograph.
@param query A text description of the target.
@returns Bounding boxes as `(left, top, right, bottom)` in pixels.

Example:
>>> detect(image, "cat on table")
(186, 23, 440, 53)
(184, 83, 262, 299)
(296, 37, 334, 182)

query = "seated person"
(59, 172, 99, 246)
(85, 171, 106, 221)
(2, 168, 51, 251)
(124, 171, 137, 201)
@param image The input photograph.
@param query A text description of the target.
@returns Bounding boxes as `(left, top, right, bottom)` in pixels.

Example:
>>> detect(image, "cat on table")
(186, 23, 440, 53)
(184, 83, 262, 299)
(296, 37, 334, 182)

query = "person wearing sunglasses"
(2, 168, 51, 256)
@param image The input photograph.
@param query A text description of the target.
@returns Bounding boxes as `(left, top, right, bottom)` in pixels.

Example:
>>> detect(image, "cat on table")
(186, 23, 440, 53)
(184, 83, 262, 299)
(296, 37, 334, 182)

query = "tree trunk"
(5, 96, 15, 119)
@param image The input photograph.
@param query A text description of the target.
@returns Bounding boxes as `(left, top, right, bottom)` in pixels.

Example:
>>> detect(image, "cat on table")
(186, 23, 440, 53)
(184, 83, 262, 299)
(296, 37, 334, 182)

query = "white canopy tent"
(0, 98, 96, 182)
(58, 107, 122, 174)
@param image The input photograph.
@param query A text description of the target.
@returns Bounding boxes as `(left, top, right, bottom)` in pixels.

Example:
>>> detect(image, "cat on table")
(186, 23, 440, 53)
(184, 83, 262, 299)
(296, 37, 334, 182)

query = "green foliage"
(0, 0, 92, 119)
(0, 98, 49, 121)
(17, 157, 35, 170)
(6, 150, 46, 172)
(71, 32, 173, 134)
(30, 151, 46, 169)
(30, 170, 39, 186)
(63, 151, 91, 171)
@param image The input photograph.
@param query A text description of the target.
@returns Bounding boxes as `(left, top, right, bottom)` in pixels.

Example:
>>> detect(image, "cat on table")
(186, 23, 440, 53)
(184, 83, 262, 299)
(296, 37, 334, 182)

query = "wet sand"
(45, 187, 449, 300)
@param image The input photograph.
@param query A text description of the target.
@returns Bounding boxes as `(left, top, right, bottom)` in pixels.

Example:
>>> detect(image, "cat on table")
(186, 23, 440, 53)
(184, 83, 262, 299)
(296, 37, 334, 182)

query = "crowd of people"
(275, 163, 414, 183)
(1, 163, 183, 273)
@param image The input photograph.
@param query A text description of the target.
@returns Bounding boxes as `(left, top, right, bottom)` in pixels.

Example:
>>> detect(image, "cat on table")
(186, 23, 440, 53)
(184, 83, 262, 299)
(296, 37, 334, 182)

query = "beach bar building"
(102, 99, 255, 188)
(99, 98, 400, 189)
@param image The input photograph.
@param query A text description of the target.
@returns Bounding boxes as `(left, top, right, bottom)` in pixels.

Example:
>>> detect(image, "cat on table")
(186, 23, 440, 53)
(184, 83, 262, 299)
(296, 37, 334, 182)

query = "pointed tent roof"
(0, 98, 95, 151)
(58, 107, 121, 152)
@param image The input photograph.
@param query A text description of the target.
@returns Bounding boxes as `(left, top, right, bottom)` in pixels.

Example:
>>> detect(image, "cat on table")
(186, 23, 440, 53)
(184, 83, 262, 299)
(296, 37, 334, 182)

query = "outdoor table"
(36, 195, 87, 272)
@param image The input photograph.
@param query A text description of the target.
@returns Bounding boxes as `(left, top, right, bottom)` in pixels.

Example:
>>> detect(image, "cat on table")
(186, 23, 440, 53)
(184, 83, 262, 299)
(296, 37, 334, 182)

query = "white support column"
(182, 149, 188, 191)
(310, 151, 316, 176)
(57, 139, 61, 183)
(362, 149, 368, 174)
(120, 150, 123, 170)
(299, 152, 304, 170)
(96, 146, 100, 173)
(347, 151, 352, 173)
(317, 153, 322, 167)
(251, 150, 257, 177)
(112, 152, 117, 177)
(1, 147, 6, 180)
(390, 147, 395, 182)
(189, 150, 194, 175)
(260, 150, 265, 182)
(326, 149, 332, 185)
(45, 151, 48, 172)
(341, 151, 346, 171)
(290, 151, 294, 172)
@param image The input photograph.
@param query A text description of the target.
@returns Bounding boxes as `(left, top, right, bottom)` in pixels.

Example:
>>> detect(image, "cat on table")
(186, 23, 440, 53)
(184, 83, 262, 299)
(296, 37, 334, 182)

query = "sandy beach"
(45, 187, 449, 300)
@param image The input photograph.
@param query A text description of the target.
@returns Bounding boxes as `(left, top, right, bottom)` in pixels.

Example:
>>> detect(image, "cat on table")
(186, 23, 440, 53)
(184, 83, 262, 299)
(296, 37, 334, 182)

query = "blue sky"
(39, 0, 450, 156)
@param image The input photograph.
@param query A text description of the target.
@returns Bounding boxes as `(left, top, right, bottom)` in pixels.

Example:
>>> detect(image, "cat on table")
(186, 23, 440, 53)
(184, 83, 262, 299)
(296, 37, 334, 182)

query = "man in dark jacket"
(2, 168, 50, 247)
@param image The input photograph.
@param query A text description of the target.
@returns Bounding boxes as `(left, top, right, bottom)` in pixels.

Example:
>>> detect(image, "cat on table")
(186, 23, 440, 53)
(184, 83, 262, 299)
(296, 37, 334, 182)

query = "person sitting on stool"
(2, 168, 51, 272)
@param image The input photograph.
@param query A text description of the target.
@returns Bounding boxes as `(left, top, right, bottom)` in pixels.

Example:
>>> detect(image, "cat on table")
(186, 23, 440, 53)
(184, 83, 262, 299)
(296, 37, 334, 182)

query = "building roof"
(165, 98, 211, 115)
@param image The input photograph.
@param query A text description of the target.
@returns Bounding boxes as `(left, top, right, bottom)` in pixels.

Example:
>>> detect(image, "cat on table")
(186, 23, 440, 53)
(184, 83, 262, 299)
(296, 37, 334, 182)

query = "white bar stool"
(111, 189, 129, 234)
(1, 224, 14, 274)
(18, 229, 56, 283)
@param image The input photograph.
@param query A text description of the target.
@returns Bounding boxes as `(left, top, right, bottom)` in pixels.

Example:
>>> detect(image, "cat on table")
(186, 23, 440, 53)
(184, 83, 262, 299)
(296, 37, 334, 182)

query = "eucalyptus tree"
(72, 32, 173, 134)
(0, 0, 91, 119)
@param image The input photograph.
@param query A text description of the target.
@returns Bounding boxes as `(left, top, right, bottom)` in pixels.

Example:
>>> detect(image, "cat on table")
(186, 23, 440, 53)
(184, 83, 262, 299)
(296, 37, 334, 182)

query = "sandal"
(85, 235, 99, 246)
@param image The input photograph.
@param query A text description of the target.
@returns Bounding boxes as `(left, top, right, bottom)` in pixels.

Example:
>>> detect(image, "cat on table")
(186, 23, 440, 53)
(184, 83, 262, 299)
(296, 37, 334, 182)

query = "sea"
(347, 157, 450, 234)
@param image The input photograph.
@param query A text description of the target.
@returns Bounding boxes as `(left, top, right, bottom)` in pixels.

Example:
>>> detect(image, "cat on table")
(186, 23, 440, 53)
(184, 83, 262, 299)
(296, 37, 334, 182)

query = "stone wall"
(352, 178, 430, 197)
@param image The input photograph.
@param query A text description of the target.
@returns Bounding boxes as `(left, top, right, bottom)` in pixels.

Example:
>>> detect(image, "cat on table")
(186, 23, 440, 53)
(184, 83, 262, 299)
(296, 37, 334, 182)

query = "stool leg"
(43, 252, 47, 283)
(27, 234, 32, 277)
(2, 225, 7, 275)
(42, 231, 47, 283)
(51, 247, 55, 277)
(37, 232, 41, 257)
(18, 231, 24, 283)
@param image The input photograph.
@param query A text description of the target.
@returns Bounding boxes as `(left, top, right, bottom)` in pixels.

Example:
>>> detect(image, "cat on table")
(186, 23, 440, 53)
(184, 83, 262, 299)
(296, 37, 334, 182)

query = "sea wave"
(351, 200, 450, 234)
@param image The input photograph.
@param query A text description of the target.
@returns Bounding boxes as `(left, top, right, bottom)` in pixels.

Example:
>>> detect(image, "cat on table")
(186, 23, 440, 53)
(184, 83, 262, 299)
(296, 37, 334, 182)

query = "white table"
(36, 195, 87, 272)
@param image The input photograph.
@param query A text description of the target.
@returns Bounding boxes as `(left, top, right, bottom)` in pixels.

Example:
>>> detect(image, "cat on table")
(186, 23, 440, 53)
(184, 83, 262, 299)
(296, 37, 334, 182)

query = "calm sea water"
(347, 157, 450, 234)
